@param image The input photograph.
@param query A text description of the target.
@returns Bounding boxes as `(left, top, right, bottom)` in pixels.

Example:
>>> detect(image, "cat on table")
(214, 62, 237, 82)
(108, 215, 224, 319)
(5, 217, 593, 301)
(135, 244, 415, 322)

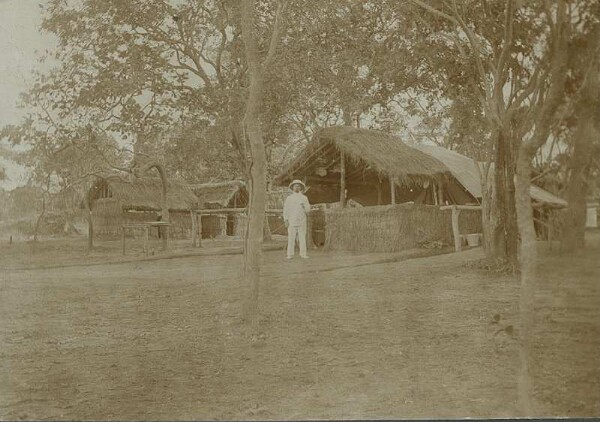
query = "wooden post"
(307, 211, 316, 249)
(390, 177, 396, 205)
(433, 182, 439, 205)
(197, 211, 203, 248)
(437, 182, 444, 206)
(122, 227, 126, 255)
(162, 222, 168, 251)
(451, 205, 462, 252)
(340, 150, 346, 207)
(191, 210, 197, 247)
(144, 226, 149, 256)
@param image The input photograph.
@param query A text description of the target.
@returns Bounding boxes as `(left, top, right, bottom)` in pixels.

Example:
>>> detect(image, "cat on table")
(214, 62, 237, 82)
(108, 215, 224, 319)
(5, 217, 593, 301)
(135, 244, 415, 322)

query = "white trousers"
(287, 224, 307, 257)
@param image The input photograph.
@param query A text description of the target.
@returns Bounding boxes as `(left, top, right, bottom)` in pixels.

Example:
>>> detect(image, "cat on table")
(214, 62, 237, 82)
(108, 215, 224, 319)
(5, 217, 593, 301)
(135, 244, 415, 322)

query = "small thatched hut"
(190, 180, 249, 209)
(188, 181, 248, 238)
(88, 176, 198, 239)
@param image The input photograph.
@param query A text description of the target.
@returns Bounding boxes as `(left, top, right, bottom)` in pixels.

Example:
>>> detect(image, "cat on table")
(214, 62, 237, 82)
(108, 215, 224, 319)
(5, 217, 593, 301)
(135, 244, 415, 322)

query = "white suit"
(283, 192, 310, 257)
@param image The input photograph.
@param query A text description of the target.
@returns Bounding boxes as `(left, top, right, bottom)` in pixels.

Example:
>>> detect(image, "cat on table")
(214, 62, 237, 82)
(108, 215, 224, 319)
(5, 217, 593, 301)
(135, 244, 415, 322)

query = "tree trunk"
(33, 195, 46, 244)
(514, 145, 538, 415)
(492, 131, 508, 259)
(478, 161, 497, 257)
(240, 0, 280, 330)
(562, 68, 598, 250)
(263, 214, 272, 242)
(142, 162, 169, 250)
(85, 194, 94, 251)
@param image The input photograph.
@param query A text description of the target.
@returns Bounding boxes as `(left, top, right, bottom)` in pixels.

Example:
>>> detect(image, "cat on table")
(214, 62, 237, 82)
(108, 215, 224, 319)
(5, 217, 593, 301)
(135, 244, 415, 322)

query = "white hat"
(288, 179, 306, 190)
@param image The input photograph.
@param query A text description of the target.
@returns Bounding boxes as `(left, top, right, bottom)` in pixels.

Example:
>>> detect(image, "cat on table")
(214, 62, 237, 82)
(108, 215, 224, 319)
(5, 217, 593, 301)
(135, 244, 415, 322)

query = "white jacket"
(283, 192, 310, 226)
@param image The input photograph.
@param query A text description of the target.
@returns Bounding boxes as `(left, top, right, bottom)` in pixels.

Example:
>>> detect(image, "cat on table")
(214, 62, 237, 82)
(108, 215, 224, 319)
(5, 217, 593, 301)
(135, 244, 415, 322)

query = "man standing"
(283, 179, 310, 259)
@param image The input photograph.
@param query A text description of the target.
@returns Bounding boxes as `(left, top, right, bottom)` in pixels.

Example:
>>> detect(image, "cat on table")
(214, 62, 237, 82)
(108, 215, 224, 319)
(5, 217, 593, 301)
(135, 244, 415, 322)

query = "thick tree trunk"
(562, 68, 598, 250)
(493, 129, 519, 265)
(477, 159, 498, 258)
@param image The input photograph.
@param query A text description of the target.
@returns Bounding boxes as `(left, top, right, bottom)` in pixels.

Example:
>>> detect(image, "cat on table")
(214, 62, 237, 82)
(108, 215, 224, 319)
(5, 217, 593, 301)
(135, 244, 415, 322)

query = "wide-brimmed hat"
(288, 179, 306, 190)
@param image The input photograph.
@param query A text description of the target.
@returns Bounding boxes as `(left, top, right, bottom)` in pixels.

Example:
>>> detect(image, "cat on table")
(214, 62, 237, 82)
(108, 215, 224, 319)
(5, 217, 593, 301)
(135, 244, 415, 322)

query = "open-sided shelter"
(188, 181, 248, 238)
(413, 144, 568, 240)
(88, 175, 198, 239)
(413, 144, 568, 209)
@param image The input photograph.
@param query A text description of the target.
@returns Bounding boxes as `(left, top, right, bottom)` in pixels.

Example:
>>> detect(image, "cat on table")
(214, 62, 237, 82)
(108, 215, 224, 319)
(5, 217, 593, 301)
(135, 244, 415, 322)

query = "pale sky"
(0, 0, 57, 189)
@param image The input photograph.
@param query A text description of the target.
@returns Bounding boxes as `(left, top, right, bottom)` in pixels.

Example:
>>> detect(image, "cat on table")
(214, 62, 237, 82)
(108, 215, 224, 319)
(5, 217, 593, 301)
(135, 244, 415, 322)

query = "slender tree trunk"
(84, 193, 94, 251)
(513, 5, 569, 412)
(240, 0, 284, 330)
(514, 145, 538, 414)
(142, 162, 169, 250)
(33, 195, 46, 244)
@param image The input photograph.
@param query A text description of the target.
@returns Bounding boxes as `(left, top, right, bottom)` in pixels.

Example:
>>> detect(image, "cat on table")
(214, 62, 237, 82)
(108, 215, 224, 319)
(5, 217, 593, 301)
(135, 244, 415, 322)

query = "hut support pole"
(451, 205, 462, 252)
(144, 226, 149, 256)
(390, 178, 396, 205)
(162, 225, 168, 251)
(191, 210, 197, 247)
(340, 150, 346, 207)
(197, 211, 203, 248)
(438, 182, 444, 206)
(122, 228, 126, 255)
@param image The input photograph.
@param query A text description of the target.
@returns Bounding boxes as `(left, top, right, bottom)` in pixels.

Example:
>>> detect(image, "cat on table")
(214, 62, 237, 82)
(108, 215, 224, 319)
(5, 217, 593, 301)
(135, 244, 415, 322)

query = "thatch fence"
(324, 204, 482, 253)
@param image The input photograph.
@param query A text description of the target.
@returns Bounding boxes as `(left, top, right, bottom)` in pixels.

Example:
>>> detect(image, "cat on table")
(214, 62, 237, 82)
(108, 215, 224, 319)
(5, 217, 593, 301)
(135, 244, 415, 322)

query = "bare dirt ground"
(0, 236, 288, 270)
(1, 233, 599, 420)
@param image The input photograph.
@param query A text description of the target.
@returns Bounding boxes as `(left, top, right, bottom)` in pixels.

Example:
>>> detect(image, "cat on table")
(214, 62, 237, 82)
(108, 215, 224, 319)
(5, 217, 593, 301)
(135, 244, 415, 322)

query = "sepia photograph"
(0, 0, 599, 420)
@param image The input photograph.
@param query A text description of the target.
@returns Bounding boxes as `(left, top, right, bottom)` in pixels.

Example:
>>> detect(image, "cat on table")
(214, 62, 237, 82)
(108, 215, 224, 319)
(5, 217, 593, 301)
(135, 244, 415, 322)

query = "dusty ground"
(0, 236, 287, 270)
(0, 233, 599, 420)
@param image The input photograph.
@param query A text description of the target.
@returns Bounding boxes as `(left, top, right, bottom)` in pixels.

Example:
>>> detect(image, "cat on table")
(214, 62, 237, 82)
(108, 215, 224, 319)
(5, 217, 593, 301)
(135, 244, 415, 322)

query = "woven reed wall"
(324, 204, 482, 252)
(92, 199, 123, 239)
(201, 215, 227, 238)
(168, 211, 194, 239)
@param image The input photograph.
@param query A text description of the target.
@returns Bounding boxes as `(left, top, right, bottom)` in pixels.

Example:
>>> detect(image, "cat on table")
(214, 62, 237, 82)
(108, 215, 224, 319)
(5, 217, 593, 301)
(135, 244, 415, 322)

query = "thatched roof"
(413, 144, 482, 198)
(90, 176, 198, 211)
(414, 144, 568, 208)
(273, 127, 451, 186)
(188, 180, 248, 209)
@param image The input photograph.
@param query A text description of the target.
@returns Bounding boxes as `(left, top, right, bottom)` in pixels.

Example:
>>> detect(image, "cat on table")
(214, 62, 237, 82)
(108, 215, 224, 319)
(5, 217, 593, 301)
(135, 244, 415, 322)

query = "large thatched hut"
(274, 127, 479, 252)
(188, 181, 248, 238)
(274, 127, 567, 252)
(274, 126, 455, 206)
(88, 176, 198, 239)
